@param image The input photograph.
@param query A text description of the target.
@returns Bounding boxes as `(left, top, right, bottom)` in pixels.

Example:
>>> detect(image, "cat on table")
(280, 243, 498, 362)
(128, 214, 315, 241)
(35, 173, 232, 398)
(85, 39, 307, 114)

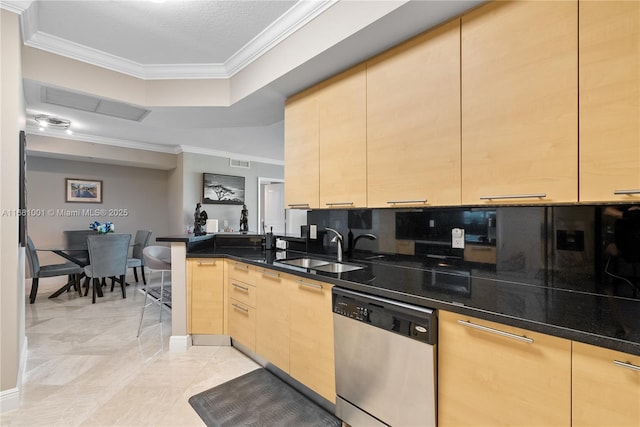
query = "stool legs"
(137, 269, 169, 337)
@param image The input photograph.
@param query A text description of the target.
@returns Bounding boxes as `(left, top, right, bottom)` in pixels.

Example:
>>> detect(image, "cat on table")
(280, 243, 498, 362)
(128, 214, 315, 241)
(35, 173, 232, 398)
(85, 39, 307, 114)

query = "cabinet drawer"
(227, 261, 254, 284)
(228, 279, 256, 308)
(228, 299, 256, 352)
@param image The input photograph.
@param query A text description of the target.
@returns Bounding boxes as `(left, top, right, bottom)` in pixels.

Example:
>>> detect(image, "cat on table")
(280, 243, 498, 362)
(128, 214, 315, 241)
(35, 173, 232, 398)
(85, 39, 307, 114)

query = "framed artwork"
(203, 173, 245, 205)
(65, 178, 103, 203)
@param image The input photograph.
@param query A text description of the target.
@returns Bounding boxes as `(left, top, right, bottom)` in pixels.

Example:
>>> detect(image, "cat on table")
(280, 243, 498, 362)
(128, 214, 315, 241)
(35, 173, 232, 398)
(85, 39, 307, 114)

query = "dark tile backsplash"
(306, 204, 640, 301)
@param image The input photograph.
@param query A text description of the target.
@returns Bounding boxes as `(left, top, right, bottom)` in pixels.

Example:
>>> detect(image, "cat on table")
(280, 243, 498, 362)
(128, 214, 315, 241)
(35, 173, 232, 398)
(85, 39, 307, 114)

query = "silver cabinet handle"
(387, 199, 428, 205)
(468, 246, 493, 251)
(197, 260, 216, 266)
(325, 202, 354, 206)
(231, 283, 249, 292)
(260, 269, 280, 279)
(458, 319, 534, 344)
(297, 279, 323, 290)
(232, 303, 249, 314)
(613, 360, 640, 371)
(479, 193, 546, 200)
(288, 203, 310, 208)
(233, 263, 249, 270)
(614, 189, 640, 195)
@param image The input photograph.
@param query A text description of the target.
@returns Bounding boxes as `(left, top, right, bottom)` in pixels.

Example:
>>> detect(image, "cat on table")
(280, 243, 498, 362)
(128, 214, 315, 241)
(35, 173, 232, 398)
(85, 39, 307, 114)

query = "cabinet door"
(438, 311, 571, 427)
(318, 64, 367, 208)
(228, 299, 256, 352)
(461, 1, 578, 204)
(284, 88, 320, 209)
(579, 0, 640, 202)
(187, 259, 224, 334)
(255, 268, 291, 373)
(573, 341, 640, 427)
(289, 278, 335, 403)
(367, 19, 461, 208)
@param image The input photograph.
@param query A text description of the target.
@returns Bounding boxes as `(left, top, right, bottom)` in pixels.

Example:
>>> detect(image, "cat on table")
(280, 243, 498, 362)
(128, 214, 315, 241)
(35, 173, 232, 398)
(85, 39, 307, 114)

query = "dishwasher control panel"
(333, 288, 436, 345)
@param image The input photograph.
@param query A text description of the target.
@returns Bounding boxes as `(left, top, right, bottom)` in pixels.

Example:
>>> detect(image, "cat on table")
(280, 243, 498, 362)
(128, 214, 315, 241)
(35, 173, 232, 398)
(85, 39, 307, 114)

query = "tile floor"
(1, 273, 260, 426)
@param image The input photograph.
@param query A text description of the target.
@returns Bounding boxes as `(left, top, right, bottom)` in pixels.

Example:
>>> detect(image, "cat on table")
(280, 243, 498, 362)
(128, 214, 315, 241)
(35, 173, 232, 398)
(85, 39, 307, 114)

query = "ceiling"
(3, 0, 484, 165)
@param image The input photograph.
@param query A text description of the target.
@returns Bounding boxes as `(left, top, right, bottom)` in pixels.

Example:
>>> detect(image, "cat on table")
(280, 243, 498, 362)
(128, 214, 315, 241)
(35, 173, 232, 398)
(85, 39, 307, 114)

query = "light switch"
(309, 224, 317, 240)
(451, 228, 465, 249)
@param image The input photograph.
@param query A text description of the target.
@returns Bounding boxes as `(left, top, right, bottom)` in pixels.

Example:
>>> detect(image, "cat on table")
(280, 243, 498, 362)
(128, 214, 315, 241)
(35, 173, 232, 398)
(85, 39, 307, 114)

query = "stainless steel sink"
(280, 257, 330, 268)
(313, 262, 364, 273)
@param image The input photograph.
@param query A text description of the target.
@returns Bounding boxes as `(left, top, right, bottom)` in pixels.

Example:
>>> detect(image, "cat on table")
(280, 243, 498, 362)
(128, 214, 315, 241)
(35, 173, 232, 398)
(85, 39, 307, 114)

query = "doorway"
(258, 177, 285, 234)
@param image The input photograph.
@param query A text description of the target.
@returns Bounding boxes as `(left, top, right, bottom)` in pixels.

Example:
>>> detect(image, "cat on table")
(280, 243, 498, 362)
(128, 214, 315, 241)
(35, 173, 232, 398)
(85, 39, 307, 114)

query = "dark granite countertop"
(185, 247, 640, 356)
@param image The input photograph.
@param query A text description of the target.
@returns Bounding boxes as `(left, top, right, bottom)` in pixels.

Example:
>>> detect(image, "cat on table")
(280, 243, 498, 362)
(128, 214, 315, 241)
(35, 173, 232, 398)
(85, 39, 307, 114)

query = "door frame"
(257, 177, 285, 234)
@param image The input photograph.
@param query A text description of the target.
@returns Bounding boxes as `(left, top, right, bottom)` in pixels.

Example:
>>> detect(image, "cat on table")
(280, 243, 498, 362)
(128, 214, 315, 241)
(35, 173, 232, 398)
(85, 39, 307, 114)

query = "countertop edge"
(186, 252, 640, 357)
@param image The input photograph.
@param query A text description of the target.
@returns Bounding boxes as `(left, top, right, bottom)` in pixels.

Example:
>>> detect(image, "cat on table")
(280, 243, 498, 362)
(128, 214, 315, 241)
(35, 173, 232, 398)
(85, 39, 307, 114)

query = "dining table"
(36, 231, 134, 299)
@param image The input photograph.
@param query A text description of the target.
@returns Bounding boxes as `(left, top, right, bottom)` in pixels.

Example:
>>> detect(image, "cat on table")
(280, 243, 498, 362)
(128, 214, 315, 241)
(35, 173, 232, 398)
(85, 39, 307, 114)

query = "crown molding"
(24, 124, 284, 166)
(0, 0, 32, 14)
(225, 0, 337, 76)
(25, 123, 177, 154)
(179, 145, 284, 166)
(19, 0, 337, 80)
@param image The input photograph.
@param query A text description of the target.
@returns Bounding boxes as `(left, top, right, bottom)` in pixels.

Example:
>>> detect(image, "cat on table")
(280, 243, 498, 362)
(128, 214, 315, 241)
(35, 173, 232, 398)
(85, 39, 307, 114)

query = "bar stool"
(137, 246, 171, 337)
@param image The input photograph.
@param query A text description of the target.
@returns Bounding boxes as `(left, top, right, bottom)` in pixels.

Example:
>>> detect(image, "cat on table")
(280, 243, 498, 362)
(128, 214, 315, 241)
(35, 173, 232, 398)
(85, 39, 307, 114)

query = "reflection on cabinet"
(255, 268, 291, 373)
(289, 277, 335, 403)
(438, 310, 571, 426)
(284, 88, 320, 209)
(572, 342, 640, 427)
(187, 258, 224, 335)
(318, 64, 367, 208)
(579, 0, 640, 203)
(461, 1, 578, 205)
(367, 19, 461, 207)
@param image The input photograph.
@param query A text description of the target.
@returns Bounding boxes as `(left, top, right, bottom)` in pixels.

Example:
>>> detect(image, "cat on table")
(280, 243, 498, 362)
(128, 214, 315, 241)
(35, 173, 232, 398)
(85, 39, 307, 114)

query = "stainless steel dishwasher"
(332, 288, 437, 427)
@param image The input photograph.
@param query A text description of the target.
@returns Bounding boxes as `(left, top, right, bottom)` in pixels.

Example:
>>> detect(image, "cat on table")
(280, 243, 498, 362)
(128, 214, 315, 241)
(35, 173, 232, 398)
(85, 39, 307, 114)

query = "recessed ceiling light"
(34, 115, 72, 133)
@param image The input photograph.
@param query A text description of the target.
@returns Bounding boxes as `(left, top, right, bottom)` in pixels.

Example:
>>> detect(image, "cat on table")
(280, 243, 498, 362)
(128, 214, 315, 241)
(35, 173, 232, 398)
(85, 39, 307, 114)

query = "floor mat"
(188, 368, 341, 427)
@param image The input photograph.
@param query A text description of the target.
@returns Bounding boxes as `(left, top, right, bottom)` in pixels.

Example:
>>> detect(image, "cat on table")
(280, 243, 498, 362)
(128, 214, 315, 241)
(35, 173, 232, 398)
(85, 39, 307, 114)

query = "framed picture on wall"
(203, 173, 245, 205)
(65, 178, 103, 203)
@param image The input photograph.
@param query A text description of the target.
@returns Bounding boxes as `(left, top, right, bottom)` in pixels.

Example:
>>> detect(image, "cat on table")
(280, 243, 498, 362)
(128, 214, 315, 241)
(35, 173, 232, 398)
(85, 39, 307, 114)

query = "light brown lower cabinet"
(255, 268, 291, 373)
(187, 258, 224, 335)
(289, 277, 335, 403)
(227, 297, 256, 352)
(572, 342, 640, 427)
(438, 310, 572, 427)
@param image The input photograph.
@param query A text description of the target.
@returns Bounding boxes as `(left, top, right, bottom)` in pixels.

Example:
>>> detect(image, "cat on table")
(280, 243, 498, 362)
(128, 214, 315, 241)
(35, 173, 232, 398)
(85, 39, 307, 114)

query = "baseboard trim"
(169, 335, 192, 353)
(191, 334, 231, 346)
(0, 388, 20, 413)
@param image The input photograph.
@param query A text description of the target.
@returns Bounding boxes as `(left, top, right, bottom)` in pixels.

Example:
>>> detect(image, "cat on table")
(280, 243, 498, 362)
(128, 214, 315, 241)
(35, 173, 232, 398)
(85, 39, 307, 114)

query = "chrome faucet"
(325, 228, 344, 263)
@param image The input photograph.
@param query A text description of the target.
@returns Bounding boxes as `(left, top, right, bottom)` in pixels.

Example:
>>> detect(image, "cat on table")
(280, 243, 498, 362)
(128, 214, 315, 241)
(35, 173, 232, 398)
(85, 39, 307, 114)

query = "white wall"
(1, 8, 26, 411)
(181, 152, 283, 234)
(26, 157, 170, 266)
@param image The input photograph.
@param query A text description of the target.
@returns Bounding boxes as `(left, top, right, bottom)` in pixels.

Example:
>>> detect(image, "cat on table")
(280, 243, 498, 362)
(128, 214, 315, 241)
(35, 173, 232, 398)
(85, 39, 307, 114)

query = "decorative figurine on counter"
(239, 204, 249, 233)
(194, 202, 208, 235)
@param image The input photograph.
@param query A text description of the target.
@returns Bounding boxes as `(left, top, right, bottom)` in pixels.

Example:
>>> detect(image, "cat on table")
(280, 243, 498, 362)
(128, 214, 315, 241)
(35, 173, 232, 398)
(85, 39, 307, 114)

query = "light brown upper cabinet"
(284, 88, 320, 209)
(461, 1, 578, 205)
(367, 19, 461, 208)
(579, 0, 640, 203)
(318, 64, 367, 208)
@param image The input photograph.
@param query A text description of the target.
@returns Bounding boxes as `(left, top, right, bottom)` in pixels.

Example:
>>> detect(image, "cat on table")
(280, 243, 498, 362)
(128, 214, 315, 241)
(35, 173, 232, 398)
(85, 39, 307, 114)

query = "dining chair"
(63, 230, 94, 266)
(137, 245, 171, 337)
(25, 236, 83, 304)
(127, 230, 152, 284)
(84, 234, 131, 303)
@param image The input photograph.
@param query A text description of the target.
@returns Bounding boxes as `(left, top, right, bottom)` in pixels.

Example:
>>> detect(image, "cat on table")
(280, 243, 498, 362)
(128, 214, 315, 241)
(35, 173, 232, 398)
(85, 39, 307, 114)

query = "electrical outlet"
(451, 228, 465, 249)
(309, 224, 317, 240)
